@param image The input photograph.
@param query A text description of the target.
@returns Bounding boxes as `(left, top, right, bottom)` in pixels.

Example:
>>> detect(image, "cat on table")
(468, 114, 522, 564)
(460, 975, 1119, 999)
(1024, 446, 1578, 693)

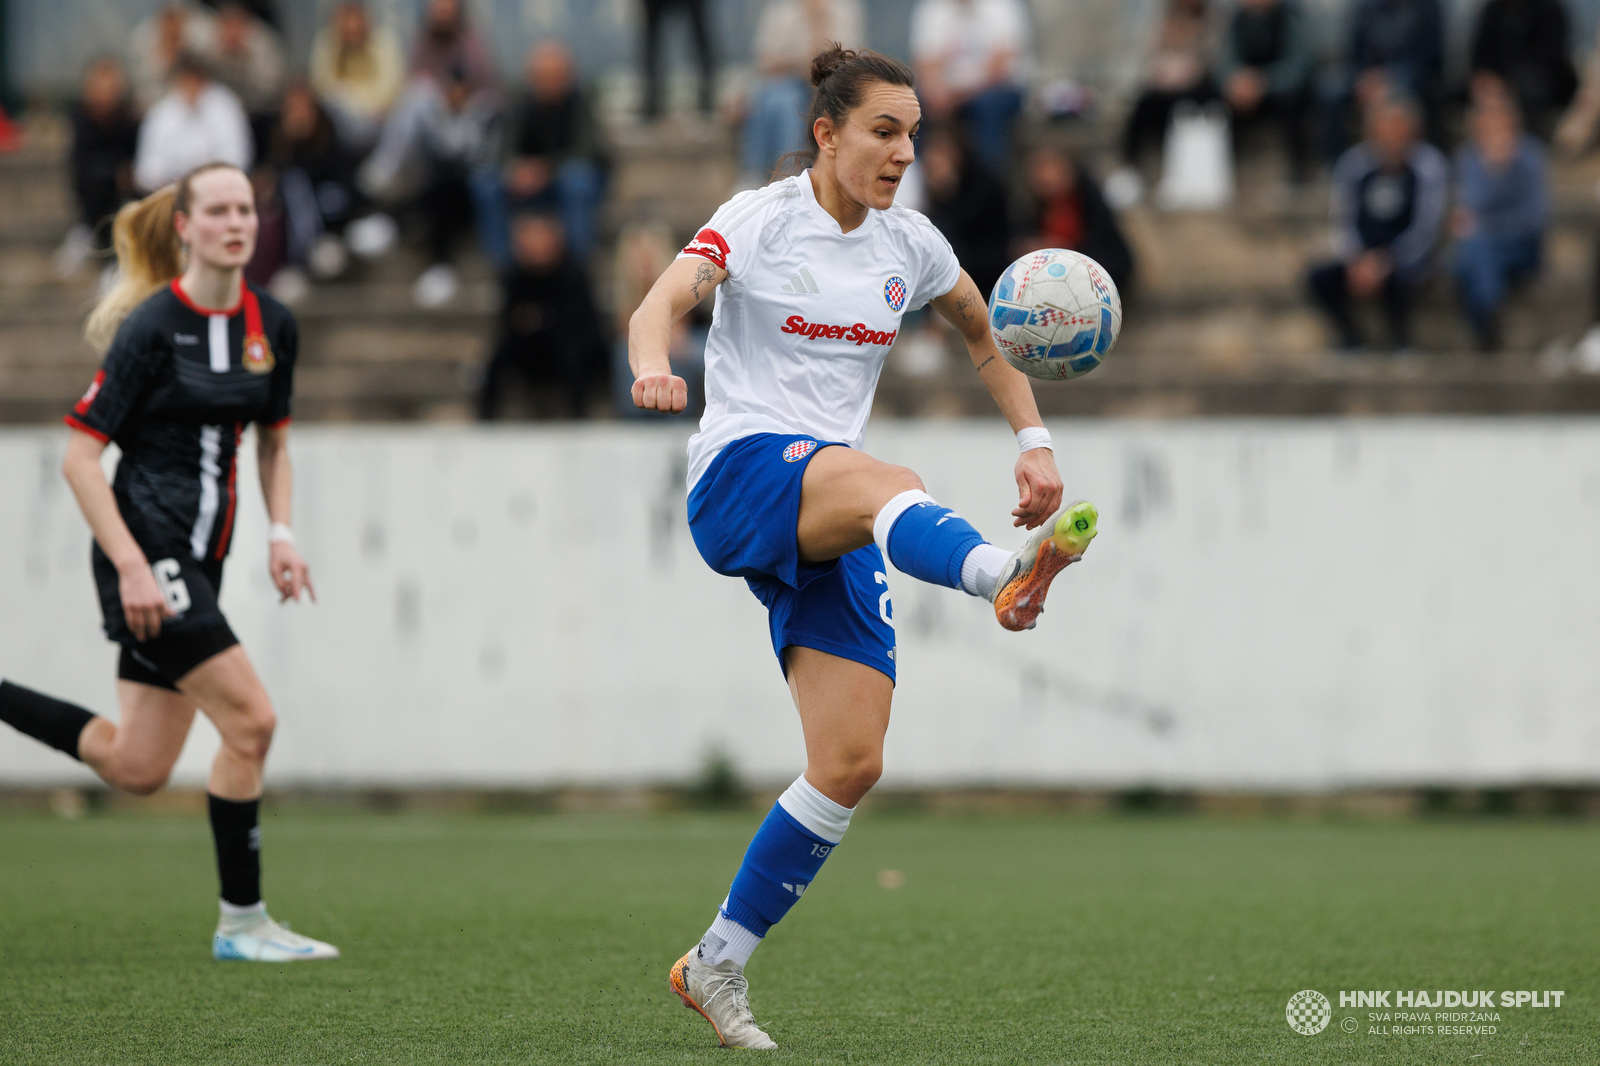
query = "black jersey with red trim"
(66, 280, 297, 563)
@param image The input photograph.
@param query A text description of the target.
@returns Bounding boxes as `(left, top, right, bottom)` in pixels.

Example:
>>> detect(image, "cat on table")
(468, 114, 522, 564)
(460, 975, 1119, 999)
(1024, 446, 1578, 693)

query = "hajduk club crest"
(782, 439, 818, 462)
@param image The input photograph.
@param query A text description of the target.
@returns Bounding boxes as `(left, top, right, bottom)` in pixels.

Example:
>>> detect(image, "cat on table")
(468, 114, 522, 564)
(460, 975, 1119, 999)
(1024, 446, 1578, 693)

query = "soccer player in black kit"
(0, 162, 338, 961)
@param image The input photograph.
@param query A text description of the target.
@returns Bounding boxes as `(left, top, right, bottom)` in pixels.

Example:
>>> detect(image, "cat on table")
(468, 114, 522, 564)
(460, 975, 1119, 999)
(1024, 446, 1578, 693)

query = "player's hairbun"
(771, 45, 914, 179)
(810, 45, 855, 87)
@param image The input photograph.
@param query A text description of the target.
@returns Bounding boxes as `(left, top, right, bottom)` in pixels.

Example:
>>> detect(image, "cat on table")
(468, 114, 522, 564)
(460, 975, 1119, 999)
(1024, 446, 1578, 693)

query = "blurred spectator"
(740, 0, 864, 185)
(1013, 146, 1134, 296)
(501, 42, 610, 262)
(198, 0, 277, 26)
(1307, 92, 1447, 351)
(480, 211, 606, 420)
(244, 163, 290, 289)
(1469, 0, 1576, 138)
(1451, 98, 1548, 351)
(610, 222, 706, 417)
(917, 125, 1010, 298)
(133, 52, 252, 192)
(1555, 20, 1600, 156)
(309, 0, 405, 152)
(641, 0, 716, 121)
(1218, 0, 1313, 183)
(408, 0, 496, 91)
(911, 0, 1029, 174)
(266, 82, 362, 280)
(1325, 0, 1444, 160)
(129, 4, 215, 109)
(203, 1, 285, 154)
(58, 56, 139, 276)
(1120, 0, 1218, 170)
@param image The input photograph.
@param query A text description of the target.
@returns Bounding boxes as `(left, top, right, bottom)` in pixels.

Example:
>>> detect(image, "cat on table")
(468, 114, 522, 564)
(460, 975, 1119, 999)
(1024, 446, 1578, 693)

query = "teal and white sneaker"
(992, 500, 1098, 632)
(213, 909, 340, 962)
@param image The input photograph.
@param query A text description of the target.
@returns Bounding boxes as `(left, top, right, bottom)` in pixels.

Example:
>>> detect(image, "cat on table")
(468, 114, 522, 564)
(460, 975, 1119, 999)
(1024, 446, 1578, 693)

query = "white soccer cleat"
(992, 500, 1098, 631)
(670, 947, 778, 1049)
(213, 911, 340, 962)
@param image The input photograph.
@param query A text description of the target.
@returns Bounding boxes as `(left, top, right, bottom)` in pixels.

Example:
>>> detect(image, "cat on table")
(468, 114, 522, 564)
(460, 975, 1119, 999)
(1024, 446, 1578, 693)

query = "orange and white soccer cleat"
(992, 500, 1098, 631)
(670, 947, 778, 1050)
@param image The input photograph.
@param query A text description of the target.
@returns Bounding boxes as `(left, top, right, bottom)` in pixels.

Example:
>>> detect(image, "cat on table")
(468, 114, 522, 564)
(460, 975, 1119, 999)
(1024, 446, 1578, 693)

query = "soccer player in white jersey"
(630, 47, 1098, 1048)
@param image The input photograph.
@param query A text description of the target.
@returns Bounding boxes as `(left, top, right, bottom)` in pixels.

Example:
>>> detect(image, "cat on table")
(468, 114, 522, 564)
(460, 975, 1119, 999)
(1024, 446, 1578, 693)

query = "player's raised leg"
(180, 647, 339, 962)
(673, 648, 887, 1049)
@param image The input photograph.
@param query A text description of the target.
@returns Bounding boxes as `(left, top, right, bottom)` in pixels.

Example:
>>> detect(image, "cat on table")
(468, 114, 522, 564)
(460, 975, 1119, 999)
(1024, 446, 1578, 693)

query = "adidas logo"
(781, 882, 807, 897)
(780, 266, 820, 294)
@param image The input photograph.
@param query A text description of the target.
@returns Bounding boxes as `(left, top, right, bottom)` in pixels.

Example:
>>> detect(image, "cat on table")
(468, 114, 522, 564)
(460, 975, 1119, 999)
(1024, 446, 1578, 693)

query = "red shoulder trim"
(63, 415, 110, 443)
(170, 278, 244, 317)
(682, 228, 730, 271)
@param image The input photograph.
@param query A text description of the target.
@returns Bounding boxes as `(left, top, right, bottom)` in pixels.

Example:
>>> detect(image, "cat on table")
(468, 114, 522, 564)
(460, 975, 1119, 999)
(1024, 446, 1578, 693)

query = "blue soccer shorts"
(687, 433, 896, 683)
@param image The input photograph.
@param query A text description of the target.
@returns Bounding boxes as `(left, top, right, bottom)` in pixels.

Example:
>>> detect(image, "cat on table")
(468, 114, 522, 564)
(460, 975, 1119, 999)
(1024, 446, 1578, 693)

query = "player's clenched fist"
(633, 373, 688, 414)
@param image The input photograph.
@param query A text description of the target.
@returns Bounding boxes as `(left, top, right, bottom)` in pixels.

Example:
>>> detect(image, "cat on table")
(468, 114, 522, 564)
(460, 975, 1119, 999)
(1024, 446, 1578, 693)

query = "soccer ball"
(987, 249, 1122, 380)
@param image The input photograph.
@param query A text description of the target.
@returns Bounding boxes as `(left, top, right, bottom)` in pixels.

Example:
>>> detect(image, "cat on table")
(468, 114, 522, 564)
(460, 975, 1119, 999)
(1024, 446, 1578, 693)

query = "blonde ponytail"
(84, 161, 246, 353)
(85, 185, 183, 353)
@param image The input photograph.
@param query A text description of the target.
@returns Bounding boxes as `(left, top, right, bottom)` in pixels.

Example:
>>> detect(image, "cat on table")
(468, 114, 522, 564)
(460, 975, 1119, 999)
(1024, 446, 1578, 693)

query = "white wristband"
(1016, 427, 1053, 452)
(268, 522, 295, 545)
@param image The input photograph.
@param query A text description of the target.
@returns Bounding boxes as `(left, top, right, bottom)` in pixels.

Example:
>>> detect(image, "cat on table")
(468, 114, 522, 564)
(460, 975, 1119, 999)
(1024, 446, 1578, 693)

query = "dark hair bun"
(810, 44, 855, 87)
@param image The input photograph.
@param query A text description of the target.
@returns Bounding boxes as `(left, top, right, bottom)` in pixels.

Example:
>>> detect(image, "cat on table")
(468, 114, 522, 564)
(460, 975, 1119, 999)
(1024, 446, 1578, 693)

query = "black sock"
(0, 680, 97, 761)
(207, 794, 263, 907)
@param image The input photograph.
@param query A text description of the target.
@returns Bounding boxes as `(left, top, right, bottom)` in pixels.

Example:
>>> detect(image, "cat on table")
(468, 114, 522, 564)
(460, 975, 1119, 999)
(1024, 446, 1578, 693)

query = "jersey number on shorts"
(874, 571, 893, 626)
(151, 558, 193, 615)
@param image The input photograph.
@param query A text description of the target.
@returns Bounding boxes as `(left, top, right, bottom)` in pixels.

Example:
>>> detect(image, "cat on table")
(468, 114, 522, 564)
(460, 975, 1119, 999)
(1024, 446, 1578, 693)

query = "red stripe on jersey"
(263, 416, 292, 430)
(243, 288, 264, 336)
(214, 423, 242, 560)
(74, 369, 106, 415)
(63, 415, 109, 443)
(682, 228, 730, 271)
(170, 278, 244, 317)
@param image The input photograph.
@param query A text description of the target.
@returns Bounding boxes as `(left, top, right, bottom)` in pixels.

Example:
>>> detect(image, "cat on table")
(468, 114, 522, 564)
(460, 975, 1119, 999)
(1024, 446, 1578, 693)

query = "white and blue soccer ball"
(987, 249, 1121, 380)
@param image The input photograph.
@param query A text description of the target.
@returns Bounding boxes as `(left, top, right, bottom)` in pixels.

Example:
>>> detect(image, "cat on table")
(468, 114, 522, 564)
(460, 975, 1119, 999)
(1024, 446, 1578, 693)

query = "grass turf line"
(0, 812, 1593, 1065)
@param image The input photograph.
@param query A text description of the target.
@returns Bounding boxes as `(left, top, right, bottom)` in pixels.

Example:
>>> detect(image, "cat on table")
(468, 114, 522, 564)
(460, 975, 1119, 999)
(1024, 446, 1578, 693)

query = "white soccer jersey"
(677, 171, 962, 488)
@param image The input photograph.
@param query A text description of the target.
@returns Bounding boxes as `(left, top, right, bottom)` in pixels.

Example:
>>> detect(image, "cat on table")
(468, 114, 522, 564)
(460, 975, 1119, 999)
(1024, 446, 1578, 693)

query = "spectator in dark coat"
(641, 0, 716, 120)
(1325, 0, 1445, 160)
(1308, 92, 1448, 351)
(64, 56, 140, 266)
(265, 81, 361, 276)
(1014, 146, 1135, 297)
(1122, 0, 1218, 169)
(917, 125, 1012, 299)
(1451, 98, 1548, 350)
(502, 42, 609, 262)
(479, 212, 606, 419)
(1470, 0, 1577, 137)
(1219, 0, 1314, 181)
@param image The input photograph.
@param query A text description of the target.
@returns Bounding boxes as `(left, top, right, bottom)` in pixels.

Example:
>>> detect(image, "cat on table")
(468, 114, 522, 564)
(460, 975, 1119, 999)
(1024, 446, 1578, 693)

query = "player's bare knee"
(885, 464, 924, 496)
(119, 765, 172, 796)
(226, 702, 276, 761)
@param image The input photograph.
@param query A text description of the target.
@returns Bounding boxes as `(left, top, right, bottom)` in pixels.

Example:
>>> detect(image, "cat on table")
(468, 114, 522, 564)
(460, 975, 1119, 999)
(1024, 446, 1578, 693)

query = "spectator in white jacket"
(134, 54, 253, 192)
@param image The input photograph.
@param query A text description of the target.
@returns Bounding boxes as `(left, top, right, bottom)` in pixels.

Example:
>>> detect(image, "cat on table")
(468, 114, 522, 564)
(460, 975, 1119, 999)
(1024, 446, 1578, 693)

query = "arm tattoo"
(954, 291, 978, 322)
(690, 263, 716, 301)
(975, 354, 995, 372)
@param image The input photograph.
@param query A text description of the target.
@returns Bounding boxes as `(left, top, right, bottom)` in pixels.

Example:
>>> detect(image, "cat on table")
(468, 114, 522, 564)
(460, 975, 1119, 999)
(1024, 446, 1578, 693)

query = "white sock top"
(777, 773, 854, 844)
(219, 899, 266, 918)
(702, 910, 763, 967)
(959, 542, 1012, 600)
(871, 489, 935, 561)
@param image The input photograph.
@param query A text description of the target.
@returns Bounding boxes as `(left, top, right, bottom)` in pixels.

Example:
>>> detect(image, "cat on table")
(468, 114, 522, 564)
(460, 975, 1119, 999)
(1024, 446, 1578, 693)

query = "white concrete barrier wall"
(2, 420, 1598, 790)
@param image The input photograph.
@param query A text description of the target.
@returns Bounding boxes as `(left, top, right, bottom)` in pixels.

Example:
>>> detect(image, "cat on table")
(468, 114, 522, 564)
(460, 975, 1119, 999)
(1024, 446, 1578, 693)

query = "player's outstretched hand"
(632, 373, 688, 414)
(270, 541, 317, 604)
(1012, 447, 1064, 528)
(120, 562, 176, 642)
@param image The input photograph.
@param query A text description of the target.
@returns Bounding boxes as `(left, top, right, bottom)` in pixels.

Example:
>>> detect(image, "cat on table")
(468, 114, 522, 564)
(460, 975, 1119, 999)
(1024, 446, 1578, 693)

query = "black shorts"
(92, 546, 240, 691)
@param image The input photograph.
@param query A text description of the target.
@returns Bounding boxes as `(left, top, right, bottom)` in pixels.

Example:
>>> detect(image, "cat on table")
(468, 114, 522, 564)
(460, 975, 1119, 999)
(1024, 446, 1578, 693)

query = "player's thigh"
(176, 645, 276, 754)
(797, 447, 924, 563)
(785, 645, 892, 772)
(110, 680, 198, 778)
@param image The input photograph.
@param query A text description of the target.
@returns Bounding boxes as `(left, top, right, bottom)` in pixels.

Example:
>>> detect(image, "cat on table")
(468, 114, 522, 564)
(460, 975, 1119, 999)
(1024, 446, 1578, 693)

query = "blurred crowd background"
(4, 0, 1600, 424)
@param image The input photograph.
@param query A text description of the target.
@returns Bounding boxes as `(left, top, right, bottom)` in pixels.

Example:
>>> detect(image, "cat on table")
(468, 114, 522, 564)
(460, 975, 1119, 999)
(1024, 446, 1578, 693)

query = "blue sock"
(874, 490, 986, 590)
(703, 776, 854, 966)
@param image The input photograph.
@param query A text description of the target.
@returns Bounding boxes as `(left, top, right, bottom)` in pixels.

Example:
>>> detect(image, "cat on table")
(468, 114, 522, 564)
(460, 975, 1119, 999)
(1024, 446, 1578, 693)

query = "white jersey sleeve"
(677, 183, 804, 286)
(894, 206, 963, 310)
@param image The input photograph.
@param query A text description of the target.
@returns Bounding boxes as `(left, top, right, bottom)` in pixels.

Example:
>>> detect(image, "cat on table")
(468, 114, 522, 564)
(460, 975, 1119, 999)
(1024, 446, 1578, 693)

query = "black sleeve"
(66, 315, 164, 442)
(262, 311, 298, 427)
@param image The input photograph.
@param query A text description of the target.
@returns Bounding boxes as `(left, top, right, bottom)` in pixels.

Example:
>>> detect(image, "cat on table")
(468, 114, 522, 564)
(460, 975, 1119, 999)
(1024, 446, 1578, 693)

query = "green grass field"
(0, 810, 1594, 1065)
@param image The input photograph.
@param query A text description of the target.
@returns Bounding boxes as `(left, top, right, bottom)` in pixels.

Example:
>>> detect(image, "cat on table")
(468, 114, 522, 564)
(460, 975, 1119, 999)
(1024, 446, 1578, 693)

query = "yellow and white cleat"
(670, 947, 778, 1050)
(992, 500, 1098, 632)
